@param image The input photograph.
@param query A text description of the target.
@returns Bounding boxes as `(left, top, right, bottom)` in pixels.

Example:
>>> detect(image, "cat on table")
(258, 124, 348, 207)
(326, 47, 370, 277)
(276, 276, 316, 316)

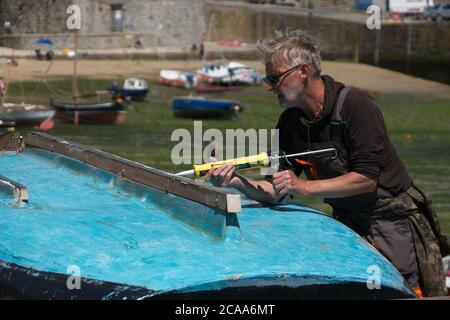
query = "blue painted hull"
(0, 140, 415, 300)
(354, 0, 373, 10)
(172, 97, 243, 119)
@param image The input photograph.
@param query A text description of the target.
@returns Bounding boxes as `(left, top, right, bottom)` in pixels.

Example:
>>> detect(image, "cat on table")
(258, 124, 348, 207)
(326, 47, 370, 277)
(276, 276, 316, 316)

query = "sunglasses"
(263, 65, 300, 89)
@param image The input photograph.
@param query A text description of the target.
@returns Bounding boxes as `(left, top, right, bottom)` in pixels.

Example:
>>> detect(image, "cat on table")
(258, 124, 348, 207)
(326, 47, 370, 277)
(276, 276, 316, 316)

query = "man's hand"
(273, 170, 308, 198)
(205, 164, 241, 188)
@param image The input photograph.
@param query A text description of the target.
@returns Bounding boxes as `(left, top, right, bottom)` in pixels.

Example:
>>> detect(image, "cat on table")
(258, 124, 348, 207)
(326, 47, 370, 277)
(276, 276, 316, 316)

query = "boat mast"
(0, 49, 15, 111)
(72, 29, 79, 100)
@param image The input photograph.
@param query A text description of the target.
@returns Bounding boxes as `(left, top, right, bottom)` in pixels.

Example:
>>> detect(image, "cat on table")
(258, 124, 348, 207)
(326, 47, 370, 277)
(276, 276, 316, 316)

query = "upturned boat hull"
(172, 97, 243, 119)
(0, 132, 417, 300)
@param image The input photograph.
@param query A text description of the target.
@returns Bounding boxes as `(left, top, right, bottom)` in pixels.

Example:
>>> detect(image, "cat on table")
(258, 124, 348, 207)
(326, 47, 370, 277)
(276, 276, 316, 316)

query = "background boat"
(48, 29, 126, 125)
(172, 96, 243, 119)
(159, 70, 195, 88)
(197, 60, 261, 85)
(0, 103, 55, 129)
(109, 78, 149, 101)
(51, 99, 126, 125)
(444, 255, 450, 292)
(0, 51, 55, 130)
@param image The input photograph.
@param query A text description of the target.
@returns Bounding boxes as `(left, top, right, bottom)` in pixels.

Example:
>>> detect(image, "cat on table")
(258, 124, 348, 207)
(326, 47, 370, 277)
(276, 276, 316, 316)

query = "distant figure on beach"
(45, 49, 55, 61)
(199, 43, 204, 60)
(190, 43, 198, 59)
(35, 49, 44, 60)
(9, 57, 18, 67)
(134, 39, 143, 49)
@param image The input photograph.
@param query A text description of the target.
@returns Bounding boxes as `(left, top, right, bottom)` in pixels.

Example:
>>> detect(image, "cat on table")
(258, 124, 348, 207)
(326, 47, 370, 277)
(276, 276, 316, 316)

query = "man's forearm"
(232, 175, 278, 205)
(298, 172, 377, 198)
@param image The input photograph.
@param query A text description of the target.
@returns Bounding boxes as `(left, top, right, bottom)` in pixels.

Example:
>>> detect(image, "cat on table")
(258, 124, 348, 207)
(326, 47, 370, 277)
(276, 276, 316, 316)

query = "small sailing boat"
(0, 55, 55, 130)
(0, 103, 55, 129)
(50, 30, 126, 125)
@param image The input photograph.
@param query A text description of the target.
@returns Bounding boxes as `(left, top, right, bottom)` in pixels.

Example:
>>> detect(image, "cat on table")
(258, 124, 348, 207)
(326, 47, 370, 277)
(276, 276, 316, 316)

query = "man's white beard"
(279, 88, 306, 110)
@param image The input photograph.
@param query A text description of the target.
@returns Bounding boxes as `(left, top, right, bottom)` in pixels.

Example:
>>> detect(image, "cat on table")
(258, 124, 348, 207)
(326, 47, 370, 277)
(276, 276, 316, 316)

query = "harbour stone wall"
(0, 0, 449, 59)
(0, 0, 207, 49)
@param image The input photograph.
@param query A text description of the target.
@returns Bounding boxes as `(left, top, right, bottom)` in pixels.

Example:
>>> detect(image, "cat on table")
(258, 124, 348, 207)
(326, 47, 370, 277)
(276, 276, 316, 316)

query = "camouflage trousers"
(334, 185, 448, 297)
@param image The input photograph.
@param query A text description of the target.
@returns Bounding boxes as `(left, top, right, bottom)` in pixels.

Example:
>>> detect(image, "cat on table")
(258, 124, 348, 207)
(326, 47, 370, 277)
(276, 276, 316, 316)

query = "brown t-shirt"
(275, 75, 412, 197)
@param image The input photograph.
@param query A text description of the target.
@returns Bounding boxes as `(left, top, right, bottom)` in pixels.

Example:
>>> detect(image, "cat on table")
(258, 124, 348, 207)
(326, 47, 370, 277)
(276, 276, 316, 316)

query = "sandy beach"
(1, 57, 449, 98)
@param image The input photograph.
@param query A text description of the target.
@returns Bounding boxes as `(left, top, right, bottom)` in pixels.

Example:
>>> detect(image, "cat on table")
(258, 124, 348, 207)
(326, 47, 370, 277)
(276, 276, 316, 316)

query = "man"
(206, 29, 449, 297)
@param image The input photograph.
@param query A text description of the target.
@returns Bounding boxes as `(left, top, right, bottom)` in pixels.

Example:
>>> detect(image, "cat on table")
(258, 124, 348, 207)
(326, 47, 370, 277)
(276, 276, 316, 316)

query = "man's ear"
(300, 64, 310, 79)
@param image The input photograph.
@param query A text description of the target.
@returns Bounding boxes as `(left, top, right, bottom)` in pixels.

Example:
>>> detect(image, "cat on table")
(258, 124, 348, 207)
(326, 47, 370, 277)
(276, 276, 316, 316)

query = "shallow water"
(0, 149, 405, 293)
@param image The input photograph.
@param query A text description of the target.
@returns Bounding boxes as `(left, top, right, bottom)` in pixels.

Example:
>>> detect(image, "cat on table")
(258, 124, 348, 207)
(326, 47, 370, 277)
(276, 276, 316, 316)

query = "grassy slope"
(4, 78, 450, 234)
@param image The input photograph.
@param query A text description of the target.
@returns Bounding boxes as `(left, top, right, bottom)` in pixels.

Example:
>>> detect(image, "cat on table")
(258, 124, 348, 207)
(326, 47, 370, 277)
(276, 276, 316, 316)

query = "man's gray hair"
(257, 29, 322, 77)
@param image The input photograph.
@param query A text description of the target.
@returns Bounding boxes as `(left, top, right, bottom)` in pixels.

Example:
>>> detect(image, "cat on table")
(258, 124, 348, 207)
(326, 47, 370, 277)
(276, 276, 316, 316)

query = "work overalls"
(284, 87, 449, 297)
